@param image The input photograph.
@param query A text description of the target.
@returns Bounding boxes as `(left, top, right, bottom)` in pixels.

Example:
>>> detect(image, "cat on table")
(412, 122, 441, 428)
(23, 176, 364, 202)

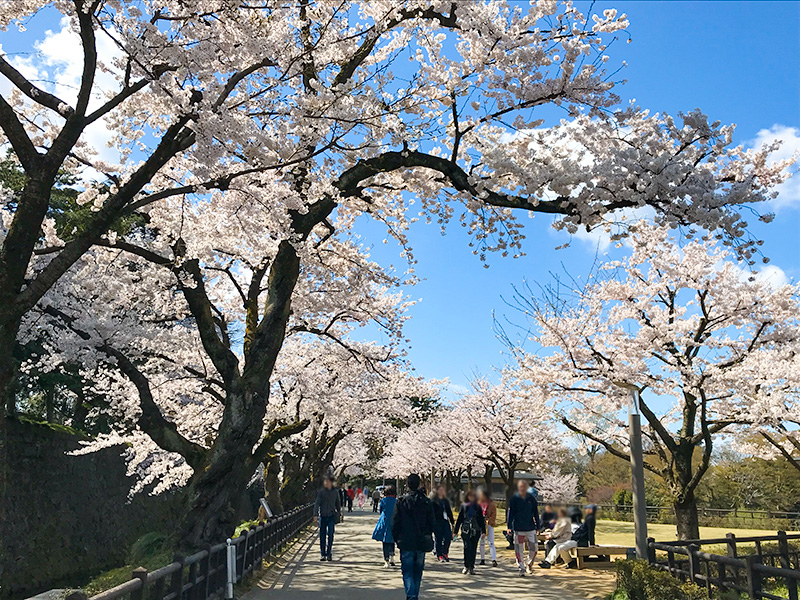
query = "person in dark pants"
(313, 475, 341, 561)
(346, 486, 355, 512)
(372, 485, 398, 567)
(372, 488, 382, 512)
(391, 474, 435, 600)
(431, 484, 454, 562)
(454, 488, 486, 575)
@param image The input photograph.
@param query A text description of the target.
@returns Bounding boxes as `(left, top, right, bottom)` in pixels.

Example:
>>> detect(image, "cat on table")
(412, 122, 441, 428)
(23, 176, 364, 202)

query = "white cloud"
(750, 124, 800, 210)
(734, 263, 791, 289)
(753, 264, 790, 287)
(4, 17, 123, 174)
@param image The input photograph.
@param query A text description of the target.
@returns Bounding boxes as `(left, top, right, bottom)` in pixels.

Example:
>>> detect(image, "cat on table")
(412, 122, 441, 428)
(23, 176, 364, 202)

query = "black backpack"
(461, 505, 481, 538)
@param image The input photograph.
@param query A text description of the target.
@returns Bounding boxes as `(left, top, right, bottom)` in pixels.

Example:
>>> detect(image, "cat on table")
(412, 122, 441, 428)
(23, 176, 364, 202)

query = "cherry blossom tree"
(379, 378, 552, 500)
(2, 0, 794, 548)
(2, 0, 790, 411)
(378, 410, 481, 481)
(510, 225, 800, 539)
(453, 378, 551, 502)
(25, 186, 420, 545)
(759, 425, 800, 474)
(537, 469, 578, 503)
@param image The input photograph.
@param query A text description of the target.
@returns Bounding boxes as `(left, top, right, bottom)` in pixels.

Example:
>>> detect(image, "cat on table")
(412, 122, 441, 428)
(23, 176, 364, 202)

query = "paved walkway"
(245, 511, 613, 600)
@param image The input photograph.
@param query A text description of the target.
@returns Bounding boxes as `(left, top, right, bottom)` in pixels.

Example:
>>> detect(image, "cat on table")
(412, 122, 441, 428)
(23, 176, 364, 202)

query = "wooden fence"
(486, 500, 799, 529)
(647, 531, 800, 600)
(89, 504, 314, 600)
(606, 504, 800, 528)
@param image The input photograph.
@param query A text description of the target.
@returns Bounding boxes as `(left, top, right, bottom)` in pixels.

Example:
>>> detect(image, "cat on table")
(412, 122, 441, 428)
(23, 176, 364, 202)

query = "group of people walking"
(313, 473, 598, 600)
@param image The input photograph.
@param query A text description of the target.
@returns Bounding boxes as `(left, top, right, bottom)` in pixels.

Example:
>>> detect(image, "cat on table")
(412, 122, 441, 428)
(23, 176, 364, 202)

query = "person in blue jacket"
(506, 478, 540, 576)
(372, 485, 398, 567)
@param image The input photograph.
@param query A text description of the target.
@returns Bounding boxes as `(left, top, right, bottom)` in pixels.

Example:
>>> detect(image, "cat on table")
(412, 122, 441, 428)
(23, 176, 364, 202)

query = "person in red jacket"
(346, 486, 355, 513)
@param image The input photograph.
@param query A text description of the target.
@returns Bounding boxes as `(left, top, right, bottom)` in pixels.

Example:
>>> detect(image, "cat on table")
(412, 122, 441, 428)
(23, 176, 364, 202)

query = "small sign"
(259, 498, 273, 518)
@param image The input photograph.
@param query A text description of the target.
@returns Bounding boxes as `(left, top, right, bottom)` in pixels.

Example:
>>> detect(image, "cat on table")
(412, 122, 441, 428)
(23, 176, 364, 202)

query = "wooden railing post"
(777, 531, 800, 600)
(646, 537, 656, 564)
(201, 546, 212, 600)
(171, 554, 184, 600)
(130, 567, 148, 600)
(745, 554, 763, 600)
(778, 531, 791, 569)
(687, 544, 701, 586)
(725, 533, 737, 559)
(725, 533, 738, 585)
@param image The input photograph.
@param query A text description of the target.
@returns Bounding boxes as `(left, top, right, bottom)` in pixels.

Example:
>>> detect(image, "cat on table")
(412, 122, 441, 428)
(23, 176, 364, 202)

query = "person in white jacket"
(539, 508, 578, 567)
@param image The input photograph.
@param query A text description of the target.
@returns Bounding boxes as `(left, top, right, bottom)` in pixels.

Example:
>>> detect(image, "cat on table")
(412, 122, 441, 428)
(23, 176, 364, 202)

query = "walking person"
(454, 488, 486, 575)
(507, 478, 540, 576)
(313, 475, 341, 562)
(391, 474, 435, 600)
(372, 486, 398, 567)
(346, 486, 355, 512)
(477, 488, 498, 567)
(372, 488, 381, 512)
(431, 484, 454, 562)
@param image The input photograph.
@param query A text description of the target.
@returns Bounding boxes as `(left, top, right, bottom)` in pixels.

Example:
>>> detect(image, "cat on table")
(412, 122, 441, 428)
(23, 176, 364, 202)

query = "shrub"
(613, 560, 709, 600)
(128, 531, 168, 564)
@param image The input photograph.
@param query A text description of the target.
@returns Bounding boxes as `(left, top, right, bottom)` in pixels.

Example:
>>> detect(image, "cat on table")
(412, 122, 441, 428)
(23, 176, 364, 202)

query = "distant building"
(461, 469, 542, 499)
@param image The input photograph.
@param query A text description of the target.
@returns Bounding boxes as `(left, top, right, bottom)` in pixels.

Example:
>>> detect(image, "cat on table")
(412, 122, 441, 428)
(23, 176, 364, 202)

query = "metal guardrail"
(89, 504, 314, 600)
(648, 531, 800, 600)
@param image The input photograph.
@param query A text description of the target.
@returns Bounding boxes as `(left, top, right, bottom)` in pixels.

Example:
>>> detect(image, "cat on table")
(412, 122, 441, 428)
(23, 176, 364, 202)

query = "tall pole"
(628, 387, 649, 559)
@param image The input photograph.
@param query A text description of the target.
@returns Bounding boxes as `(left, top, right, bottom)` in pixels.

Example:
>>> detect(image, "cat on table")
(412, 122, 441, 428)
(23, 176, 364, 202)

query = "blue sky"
(357, 1, 800, 397)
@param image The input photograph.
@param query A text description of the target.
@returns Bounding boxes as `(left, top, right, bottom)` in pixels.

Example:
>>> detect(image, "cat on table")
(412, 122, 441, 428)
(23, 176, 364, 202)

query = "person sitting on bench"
(542, 507, 571, 557)
(539, 505, 597, 569)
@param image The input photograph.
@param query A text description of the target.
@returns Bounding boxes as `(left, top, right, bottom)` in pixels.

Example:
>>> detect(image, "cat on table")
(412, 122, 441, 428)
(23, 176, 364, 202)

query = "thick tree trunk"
(175, 386, 267, 548)
(0, 321, 19, 416)
(505, 478, 515, 505)
(280, 451, 306, 509)
(264, 455, 284, 515)
(674, 492, 700, 540)
(482, 464, 493, 495)
(177, 450, 255, 548)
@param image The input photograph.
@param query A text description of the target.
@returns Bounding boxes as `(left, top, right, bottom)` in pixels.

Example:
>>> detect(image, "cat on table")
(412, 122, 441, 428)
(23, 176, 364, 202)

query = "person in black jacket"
(431, 485, 454, 562)
(391, 474, 435, 600)
(454, 488, 486, 575)
(506, 479, 540, 576)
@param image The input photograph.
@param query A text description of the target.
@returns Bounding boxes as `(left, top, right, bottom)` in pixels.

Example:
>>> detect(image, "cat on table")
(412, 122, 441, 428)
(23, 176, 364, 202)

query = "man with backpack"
(391, 474, 435, 600)
(507, 478, 540, 576)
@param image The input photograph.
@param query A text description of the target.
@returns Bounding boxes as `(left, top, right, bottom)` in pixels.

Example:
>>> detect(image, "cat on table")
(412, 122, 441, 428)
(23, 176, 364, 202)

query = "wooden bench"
(570, 545, 632, 569)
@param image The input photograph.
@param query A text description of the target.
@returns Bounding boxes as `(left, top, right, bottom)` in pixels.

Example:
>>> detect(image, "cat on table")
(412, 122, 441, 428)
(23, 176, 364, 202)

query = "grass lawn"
(496, 507, 789, 546)
(596, 519, 794, 548)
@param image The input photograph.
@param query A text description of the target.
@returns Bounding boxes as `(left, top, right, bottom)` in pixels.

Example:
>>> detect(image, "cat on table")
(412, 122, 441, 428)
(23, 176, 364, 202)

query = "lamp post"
(626, 386, 649, 559)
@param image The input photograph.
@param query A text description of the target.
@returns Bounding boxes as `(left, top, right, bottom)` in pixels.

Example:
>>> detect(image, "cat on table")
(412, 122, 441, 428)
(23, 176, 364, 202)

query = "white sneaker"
(462, 567, 469, 574)
(383, 561, 390, 568)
